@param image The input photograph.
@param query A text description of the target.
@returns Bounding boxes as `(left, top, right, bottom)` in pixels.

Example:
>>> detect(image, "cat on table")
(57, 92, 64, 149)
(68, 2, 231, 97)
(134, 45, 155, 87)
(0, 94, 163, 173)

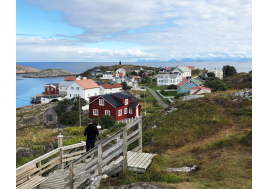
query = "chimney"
(201, 84, 203, 87)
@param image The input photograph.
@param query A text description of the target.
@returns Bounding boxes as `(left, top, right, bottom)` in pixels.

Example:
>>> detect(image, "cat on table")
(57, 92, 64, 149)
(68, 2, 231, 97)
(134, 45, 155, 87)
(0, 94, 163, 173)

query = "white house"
(41, 96, 62, 103)
(99, 83, 123, 94)
(100, 71, 113, 80)
(207, 68, 223, 79)
(67, 79, 100, 102)
(172, 66, 191, 79)
(59, 81, 74, 95)
(115, 68, 126, 76)
(113, 76, 138, 88)
(157, 73, 182, 86)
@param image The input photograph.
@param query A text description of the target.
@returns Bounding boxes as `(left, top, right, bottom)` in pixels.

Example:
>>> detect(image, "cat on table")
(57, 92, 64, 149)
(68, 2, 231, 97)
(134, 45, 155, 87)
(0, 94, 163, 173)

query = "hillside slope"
(100, 90, 252, 188)
(16, 64, 41, 74)
(23, 68, 73, 78)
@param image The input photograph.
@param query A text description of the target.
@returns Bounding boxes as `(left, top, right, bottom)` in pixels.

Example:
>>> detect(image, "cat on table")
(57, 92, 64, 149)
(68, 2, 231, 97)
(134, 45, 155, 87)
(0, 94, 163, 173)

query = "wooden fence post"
(98, 145, 103, 175)
(138, 119, 142, 153)
(69, 163, 74, 189)
(83, 146, 86, 163)
(38, 161, 42, 176)
(57, 135, 63, 169)
(123, 127, 128, 170)
(59, 148, 64, 169)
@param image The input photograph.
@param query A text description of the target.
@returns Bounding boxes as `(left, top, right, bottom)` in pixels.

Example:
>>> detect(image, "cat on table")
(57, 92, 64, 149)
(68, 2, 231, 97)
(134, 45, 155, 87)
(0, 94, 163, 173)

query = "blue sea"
(16, 61, 252, 108)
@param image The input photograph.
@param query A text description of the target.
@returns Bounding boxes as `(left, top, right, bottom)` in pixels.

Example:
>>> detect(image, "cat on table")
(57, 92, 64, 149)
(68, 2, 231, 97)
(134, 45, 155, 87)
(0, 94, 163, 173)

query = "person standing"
(84, 119, 99, 153)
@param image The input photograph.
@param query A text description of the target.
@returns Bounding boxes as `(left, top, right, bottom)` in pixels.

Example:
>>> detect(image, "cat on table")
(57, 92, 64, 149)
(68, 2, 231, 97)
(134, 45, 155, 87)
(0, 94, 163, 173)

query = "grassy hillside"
(224, 73, 252, 90)
(100, 90, 252, 188)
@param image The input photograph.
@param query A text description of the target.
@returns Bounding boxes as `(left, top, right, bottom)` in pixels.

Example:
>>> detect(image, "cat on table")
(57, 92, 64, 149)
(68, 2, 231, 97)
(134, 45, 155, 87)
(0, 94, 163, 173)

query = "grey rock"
(183, 95, 204, 101)
(16, 147, 33, 160)
(165, 165, 198, 173)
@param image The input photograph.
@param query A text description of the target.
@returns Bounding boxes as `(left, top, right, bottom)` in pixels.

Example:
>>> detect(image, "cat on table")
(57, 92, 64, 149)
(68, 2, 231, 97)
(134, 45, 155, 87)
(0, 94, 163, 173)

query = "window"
(88, 94, 90, 96)
(51, 88, 53, 91)
(71, 87, 74, 90)
(43, 99, 45, 101)
(105, 110, 110, 115)
(93, 109, 98, 115)
(47, 88, 49, 91)
(76, 87, 79, 90)
(183, 87, 188, 90)
(124, 108, 127, 114)
(94, 93, 97, 96)
(99, 99, 104, 105)
(70, 94, 71, 97)
(65, 87, 67, 90)
(118, 109, 122, 116)
(129, 108, 132, 114)
(189, 81, 192, 83)
(60, 87, 62, 90)
(48, 115, 52, 121)
(125, 99, 128, 105)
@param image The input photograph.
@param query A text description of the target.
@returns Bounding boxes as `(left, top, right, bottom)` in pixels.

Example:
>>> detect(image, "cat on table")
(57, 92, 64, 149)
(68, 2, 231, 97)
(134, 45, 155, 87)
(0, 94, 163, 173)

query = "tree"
(70, 97, 87, 111)
(207, 72, 215, 78)
(121, 82, 131, 90)
(53, 99, 73, 117)
(99, 115, 116, 129)
(223, 65, 237, 77)
(138, 70, 144, 76)
(204, 80, 228, 92)
(167, 84, 177, 89)
(131, 71, 137, 76)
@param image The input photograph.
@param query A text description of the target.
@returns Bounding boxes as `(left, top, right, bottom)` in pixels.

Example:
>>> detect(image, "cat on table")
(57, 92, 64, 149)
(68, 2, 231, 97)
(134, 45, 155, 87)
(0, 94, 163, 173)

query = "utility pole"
(79, 95, 81, 127)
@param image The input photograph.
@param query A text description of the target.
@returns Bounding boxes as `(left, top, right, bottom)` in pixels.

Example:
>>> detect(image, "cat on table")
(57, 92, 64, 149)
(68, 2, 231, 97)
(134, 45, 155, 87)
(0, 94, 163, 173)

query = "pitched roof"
(44, 83, 59, 87)
(176, 79, 191, 88)
(164, 67, 172, 70)
(64, 76, 76, 81)
(190, 86, 211, 90)
(42, 107, 58, 115)
(128, 103, 139, 108)
(95, 81, 105, 86)
(59, 81, 74, 87)
(101, 95, 124, 108)
(121, 90, 140, 103)
(101, 83, 123, 89)
(132, 67, 142, 70)
(111, 93, 130, 99)
(183, 66, 194, 69)
(191, 78, 203, 85)
(76, 79, 99, 89)
(113, 72, 123, 77)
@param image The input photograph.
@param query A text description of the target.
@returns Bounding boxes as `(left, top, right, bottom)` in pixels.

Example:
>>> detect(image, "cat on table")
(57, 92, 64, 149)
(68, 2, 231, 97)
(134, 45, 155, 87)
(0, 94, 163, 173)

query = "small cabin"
(43, 107, 58, 125)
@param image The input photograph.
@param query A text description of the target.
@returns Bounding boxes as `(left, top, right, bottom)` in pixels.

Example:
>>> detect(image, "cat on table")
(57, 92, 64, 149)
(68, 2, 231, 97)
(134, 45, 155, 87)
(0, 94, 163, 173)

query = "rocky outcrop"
(16, 64, 41, 74)
(23, 68, 73, 78)
(16, 147, 34, 160)
(108, 182, 167, 189)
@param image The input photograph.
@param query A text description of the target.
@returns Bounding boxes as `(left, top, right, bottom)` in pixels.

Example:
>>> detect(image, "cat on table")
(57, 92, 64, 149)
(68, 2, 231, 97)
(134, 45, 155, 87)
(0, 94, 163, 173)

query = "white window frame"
(124, 108, 127, 114)
(118, 109, 122, 116)
(47, 88, 49, 91)
(93, 109, 98, 115)
(125, 99, 128, 105)
(99, 99, 104, 106)
(94, 93, 97, 96)
(71, 87, 74, 90)
(76, 87, 79, 90)
(88, 94, 90, 96)
(105, 110, 110, 115)
(51, 88, 53, 91)
(129, 108, 132, 114)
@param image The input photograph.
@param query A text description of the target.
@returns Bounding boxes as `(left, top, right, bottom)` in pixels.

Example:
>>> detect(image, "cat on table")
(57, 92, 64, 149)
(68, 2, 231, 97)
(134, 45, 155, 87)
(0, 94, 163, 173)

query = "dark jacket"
(84, 124, 99, 141)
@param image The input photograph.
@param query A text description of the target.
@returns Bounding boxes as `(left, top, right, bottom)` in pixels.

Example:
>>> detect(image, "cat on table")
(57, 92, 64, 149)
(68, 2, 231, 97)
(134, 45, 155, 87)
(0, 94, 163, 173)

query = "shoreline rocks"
(16, 64, 41, 74)
(23, 68, 73, 78)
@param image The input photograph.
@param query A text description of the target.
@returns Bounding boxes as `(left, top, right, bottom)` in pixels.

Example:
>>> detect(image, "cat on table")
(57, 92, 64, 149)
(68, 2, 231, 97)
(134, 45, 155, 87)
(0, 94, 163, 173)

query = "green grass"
(162, 91, 177, 97)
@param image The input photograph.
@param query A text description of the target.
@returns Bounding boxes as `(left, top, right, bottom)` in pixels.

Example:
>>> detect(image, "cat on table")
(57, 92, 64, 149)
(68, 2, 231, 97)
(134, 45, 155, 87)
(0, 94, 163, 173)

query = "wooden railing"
(16, 117, 143, 189)
(64, 118, 142, 189)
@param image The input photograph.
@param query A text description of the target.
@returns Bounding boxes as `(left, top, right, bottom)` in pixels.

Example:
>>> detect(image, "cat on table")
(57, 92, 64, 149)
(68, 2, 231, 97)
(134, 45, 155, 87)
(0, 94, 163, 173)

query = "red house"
(44, 83, 59, 95)
(88, 91, 141, 121)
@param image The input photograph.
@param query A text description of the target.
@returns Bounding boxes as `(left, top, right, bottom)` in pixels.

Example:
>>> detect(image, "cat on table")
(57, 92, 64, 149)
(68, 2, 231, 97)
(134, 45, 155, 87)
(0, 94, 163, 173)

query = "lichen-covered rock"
(16, 147, 34, 160)
(23, 68, 73, 78)
(109, 182, 167, 189)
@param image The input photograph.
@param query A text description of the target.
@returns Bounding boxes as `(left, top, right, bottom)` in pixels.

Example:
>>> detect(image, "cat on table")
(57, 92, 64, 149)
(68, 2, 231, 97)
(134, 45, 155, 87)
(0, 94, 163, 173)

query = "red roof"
(113, 72, 123, 77)
(190, 86, 211, 90)
(120, 89, 124, 91)
(134, 76, 138, 78)
(64, 76, 76, 81)
(176, 79, 190, 88)
(182, 66, 194, 69)
(164, 67, 172, 70)
(101, 83, 123, 89)
(76, 79, 99, 89)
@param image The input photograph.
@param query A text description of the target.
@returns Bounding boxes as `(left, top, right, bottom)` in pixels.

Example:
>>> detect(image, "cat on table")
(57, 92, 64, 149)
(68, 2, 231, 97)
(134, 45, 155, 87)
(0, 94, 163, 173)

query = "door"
(136, 107, 138, 117)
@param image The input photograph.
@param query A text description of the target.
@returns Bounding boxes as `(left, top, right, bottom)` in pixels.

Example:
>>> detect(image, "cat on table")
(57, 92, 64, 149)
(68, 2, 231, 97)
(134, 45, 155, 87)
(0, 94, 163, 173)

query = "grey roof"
(59, 81, 74, 87)
(95, 81, 105, 86)
(103, 72, 113, 74)
(45, 83, 59, 87)
(156, 73, 169, 78)
(170, 73, 180, 79)
(178, 66, 191, 72)
(102, 94, 124, 108)
(196, 77, 203, 82)
(128, 103, 139, 108)
(112, 93, 130, 99)
(121, 91, 140, 103)
(132, 67, 142, 70)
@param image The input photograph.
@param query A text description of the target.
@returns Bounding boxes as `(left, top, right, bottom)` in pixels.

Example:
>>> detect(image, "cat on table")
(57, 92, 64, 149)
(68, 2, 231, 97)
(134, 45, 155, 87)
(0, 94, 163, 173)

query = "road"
(145, 87, 168, 109)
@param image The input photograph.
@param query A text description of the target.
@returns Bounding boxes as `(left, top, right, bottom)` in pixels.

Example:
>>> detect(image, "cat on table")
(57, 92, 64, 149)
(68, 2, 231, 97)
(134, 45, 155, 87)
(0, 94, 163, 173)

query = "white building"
(115, 68, 126, 76)
(113, 76, 138, 88)
(41, 96, 62, 103)
(207, 68, 223, 79)
(172, 66, 192, 79)
(67, 79, 100, 102)
(59, 81, 74, 95)
(157, 73, 182, 86)
(100, 71, 113, 80)
(99, 83, 123, 94)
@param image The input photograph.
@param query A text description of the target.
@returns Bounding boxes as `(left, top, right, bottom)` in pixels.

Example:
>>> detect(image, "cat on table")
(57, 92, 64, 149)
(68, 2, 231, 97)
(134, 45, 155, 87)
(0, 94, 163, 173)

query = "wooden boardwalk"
(39, 151, 156, 189)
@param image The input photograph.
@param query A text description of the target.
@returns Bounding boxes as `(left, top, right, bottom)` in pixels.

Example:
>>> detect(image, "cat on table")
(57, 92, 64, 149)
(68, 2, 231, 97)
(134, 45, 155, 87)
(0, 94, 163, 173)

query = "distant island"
(16, 64, 41, 74)
(22, 68, 73, 78)
(137, 58, 252, 62)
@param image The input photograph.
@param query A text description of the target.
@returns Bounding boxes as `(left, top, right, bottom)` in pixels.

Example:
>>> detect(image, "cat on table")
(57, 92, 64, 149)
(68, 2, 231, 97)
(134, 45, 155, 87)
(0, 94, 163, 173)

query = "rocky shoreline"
(16, 64, 41, 74)
(23, 68, 73, 78)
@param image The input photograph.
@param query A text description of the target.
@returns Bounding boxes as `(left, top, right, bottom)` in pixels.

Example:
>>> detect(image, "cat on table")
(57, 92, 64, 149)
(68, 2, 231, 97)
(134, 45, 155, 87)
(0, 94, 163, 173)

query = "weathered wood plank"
(123, 126, 128, 170)
(98, 145, 103, 175)
(128, 153, 145, 168)
(40, 160, 60, 175)
(127, 128, 140, 140)
(131, 146, 141, 152)
(127, 135, 140, 146)
(61, 142, 86, 151)
(127, 152, 141, 166)
(62, 149, 86, 158)
(127, 119, 140, 130)
(40, 156, 61, 169)
(103, 140, 123, 158)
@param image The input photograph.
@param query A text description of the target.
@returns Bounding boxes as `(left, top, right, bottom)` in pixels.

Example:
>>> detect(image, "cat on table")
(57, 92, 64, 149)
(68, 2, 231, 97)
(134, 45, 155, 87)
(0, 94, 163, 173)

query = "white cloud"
(17, 0, 252, 61)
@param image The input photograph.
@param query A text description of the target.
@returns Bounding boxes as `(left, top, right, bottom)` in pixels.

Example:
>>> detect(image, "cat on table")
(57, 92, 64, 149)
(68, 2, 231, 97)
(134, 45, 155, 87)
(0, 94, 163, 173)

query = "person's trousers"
(86, 140, 96, 158)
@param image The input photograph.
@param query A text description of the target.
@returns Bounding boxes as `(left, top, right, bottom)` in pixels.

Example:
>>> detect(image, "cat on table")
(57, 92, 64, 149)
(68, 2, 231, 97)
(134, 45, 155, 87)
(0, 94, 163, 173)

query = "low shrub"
(174, 93, 186, 99)
(167, 84, 177, 89)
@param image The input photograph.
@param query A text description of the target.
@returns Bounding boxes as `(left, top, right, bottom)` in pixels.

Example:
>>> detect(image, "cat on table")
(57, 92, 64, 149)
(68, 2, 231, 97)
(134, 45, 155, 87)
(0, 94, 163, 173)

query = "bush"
(223, 65, 237, 77)
(58, 111, 79, 125)
(174, 93, 186, 99)
(50, 99, 59, 102)
(204, 80, 228, 92)
(207, 72, 215, 77)
(160, 89, 165, 95)
(167, 84, 177, 89)
(121, 82, 132, 90)
(99, 115, 116, 129)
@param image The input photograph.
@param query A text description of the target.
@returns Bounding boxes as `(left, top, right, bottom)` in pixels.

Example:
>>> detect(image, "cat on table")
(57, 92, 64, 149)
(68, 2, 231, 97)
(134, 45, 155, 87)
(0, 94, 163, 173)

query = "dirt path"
(145, 87, 168, 109)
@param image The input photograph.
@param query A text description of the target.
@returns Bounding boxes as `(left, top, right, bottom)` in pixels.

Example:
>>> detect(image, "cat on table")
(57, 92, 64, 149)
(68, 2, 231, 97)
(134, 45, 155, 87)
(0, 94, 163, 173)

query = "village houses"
(44, 83, 59, 96)
(115, 68, 126, 76)
(99, 83, 123, 95)
(207, 68, 223, 79)
(156, 73, 182, 86)
(176, 77, 208, 94)
(67, 78, 100, 102)
(100, 71, 114, 80)
(88, 91, 141, 122)
(132, 67, 143, 74)
(172, 66, 192, 79)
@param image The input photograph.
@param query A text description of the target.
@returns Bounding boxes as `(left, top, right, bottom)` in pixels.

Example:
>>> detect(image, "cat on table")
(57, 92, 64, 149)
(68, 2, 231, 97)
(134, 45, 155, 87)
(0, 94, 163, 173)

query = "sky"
(16, 0, 252, 62)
